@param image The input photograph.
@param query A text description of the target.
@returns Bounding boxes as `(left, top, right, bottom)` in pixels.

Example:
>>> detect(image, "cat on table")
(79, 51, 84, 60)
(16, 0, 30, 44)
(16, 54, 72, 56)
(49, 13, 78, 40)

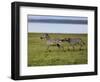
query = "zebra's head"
(60, 38, 70, 42)
(40, 33, 50, 40)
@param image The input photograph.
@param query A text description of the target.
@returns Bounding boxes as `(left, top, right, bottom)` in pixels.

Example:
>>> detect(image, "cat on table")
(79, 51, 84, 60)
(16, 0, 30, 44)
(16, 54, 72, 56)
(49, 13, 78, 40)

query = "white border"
(20, 6, 94, 76)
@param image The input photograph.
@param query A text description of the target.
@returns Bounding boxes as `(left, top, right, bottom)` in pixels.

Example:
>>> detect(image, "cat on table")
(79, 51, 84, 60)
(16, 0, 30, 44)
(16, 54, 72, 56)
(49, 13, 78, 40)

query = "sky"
(28, 15, 88, 34)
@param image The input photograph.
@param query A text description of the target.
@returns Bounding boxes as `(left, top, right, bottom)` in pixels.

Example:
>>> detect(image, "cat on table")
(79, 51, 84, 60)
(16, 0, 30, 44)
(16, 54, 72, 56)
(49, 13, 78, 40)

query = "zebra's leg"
(81, 40, 85, 45)
(79, 43, 83, 50)
(57, 44, 60, 47)
(80, 40, 86, 50)
(46, 45, 49, 51)
(67, 45, 70, 51)
(66, 44, 69, 51)
(67, 43, 71, 51)
(72, 43, 76, 51)
(46, 45, 51, 52)
(80, 40, 85, 50)
(73, 43, 77, 51)
(82, 41, 86, 49)
(61, 45, 65, 52)
(57, 44, 65, 52)
(72, 45, 75, 51)
(70, 44, 74, 51)
(77, 42, 82, 50)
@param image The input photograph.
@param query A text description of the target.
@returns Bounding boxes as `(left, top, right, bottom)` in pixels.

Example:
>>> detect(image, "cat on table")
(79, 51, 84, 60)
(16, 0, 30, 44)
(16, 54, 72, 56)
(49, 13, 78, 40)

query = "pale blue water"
(28, 23, 87, 34)
(28, 15, 88, 34)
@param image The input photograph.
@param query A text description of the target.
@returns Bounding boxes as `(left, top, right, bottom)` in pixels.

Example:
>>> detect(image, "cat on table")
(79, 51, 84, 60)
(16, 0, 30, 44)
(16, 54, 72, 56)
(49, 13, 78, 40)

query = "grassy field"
(28, 33, 88, 66)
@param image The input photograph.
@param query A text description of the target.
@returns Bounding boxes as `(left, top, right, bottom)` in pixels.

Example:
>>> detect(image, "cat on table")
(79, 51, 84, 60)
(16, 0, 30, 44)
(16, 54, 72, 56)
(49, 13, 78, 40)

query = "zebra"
(40, 33, 65, 52)
(62, 38, 85, 50)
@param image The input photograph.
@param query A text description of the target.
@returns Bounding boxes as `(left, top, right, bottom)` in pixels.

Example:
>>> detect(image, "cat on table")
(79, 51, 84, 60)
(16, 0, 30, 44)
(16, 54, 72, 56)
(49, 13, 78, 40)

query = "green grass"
(28, 33, 88, 66)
